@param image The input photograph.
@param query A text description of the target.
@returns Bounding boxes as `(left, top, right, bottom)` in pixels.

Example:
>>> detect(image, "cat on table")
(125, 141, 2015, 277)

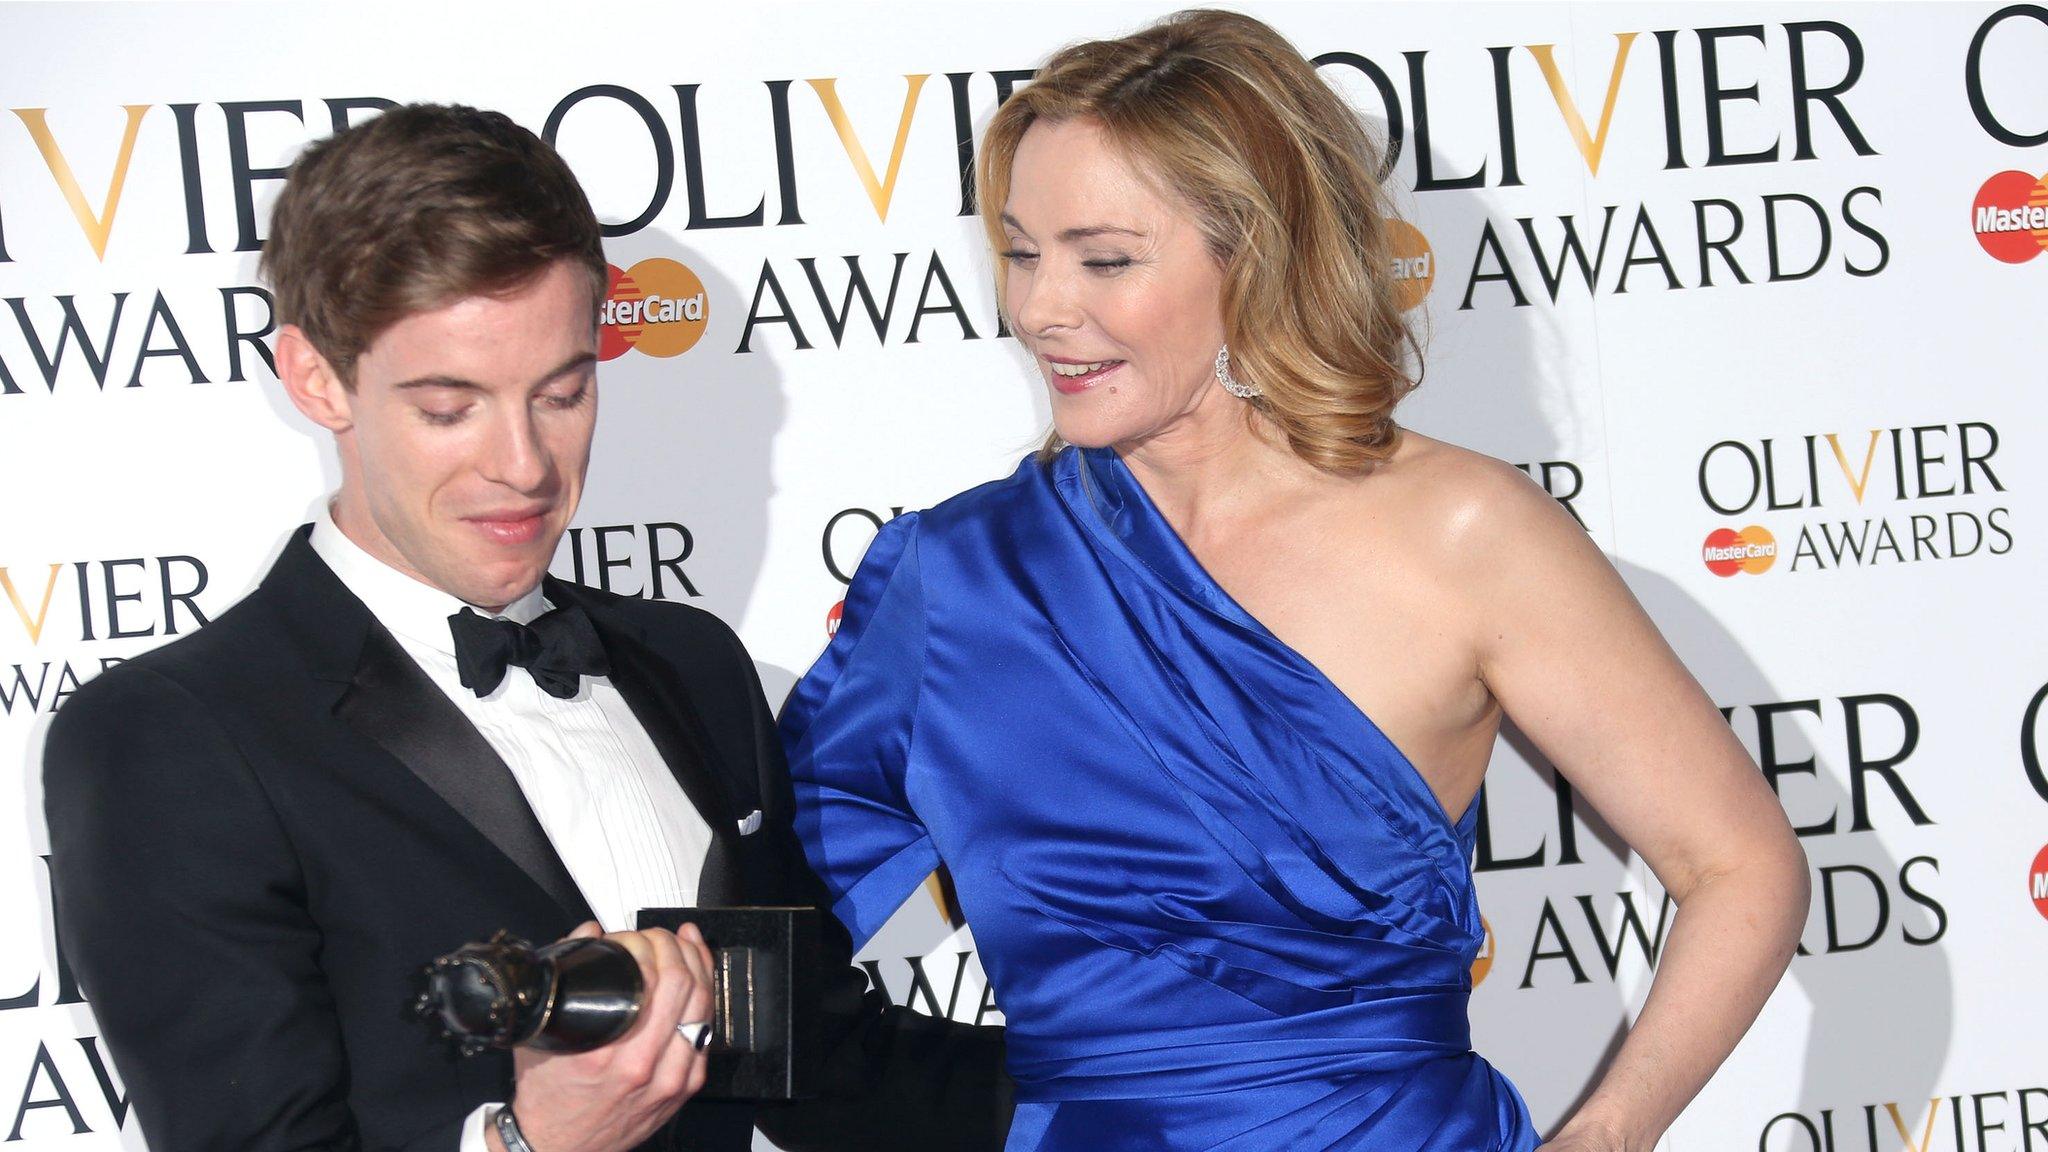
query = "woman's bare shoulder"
(1365, 429, 1580, 562)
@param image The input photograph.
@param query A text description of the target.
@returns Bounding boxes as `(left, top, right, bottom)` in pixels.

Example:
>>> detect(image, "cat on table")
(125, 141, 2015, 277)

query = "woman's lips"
(1046, 359, 1125, 394)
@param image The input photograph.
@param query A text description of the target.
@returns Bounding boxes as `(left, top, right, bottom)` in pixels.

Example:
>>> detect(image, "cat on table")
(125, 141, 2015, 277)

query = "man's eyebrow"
(391, 374, 484, 392)
(391, 351, 597, 392)
(532, 351, 598, 387)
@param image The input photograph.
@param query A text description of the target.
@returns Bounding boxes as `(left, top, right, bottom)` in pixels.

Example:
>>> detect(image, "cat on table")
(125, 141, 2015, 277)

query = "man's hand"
(489, 921, 715, 1152)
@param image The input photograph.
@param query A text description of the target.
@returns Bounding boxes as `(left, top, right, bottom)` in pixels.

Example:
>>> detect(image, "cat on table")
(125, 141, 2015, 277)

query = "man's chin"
(440, 555, 554, 611)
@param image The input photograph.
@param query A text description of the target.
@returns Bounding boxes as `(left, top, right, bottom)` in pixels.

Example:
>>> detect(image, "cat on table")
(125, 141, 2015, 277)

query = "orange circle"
(1737, 526, 1777, 575)
(1386, 219, 1435, 311)
(600, 257, 709, 359)
(2033, 175, 2048, 254)
(1470, 917, 1494, 987)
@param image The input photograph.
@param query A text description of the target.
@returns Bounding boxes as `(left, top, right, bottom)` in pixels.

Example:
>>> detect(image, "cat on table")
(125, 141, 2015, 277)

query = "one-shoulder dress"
(780, 446, 1539, 1151)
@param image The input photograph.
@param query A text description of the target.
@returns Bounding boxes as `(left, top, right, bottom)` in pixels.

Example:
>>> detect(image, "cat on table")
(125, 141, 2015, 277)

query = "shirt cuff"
(459, 1103, 500, 1152)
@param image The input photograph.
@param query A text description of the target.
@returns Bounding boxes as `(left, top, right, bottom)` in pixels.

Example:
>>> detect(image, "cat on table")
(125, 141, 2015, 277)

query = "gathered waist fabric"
(1007, 987, 1472, 1102)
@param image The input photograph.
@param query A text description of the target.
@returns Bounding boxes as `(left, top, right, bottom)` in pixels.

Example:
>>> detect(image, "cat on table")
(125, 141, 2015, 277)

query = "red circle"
(825, 600, 845, 639)
(2032, 843, 2048, 922)
(1702, 528, 1743, 577)
(1973, 171, 2047, 264)
(597, 264, 633, 361)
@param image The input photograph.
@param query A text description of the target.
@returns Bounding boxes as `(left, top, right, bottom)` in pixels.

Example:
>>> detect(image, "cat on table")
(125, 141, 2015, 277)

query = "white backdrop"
(2, 3, 2044, 1149)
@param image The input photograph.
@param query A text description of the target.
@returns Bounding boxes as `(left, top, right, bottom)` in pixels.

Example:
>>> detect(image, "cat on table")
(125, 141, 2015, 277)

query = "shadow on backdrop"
(1394, 131, 1952, 1137)
(558, 234, 796, 705)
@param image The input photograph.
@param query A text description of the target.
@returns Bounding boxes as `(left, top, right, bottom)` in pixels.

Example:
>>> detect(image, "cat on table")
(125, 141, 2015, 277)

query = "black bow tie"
(448, 604, 611, 700)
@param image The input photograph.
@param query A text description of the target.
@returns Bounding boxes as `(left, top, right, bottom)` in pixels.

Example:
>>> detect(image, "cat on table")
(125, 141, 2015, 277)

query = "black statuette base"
(637, 906, 822, 1101)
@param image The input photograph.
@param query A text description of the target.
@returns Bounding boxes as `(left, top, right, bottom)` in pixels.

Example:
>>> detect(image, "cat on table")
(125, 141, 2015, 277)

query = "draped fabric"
(783, 447, 1538, 1151)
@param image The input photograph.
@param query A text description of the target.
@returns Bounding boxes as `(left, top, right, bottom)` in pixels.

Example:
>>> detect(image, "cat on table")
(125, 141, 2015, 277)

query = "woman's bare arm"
(1455, 460, 1810, 1152)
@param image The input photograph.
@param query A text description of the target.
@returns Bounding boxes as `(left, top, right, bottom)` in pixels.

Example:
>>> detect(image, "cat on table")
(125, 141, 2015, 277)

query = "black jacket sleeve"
(42, 665, 451, 1152)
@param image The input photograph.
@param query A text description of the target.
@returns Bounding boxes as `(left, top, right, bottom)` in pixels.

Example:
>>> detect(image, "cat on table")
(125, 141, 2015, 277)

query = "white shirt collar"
(309, 499, 548, 655)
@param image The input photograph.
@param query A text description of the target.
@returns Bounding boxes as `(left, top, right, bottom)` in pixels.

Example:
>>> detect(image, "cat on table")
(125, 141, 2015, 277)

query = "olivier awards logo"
(1478, 690, 1944, 991)
(2, 555, 214, 719)
(1973, 171, 2048, 264)
(598, 259, 709, 361)
(554, 522, 701, 601)
(1334, 20, 1893, 313)
(1761, 1083, 2048, 1152)
(1693, 423, 2012, 576)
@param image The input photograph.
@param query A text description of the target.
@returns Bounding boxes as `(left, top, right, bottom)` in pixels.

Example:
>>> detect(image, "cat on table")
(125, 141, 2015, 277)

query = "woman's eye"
(1083, 257, 1134, 273)
(1001, 249, 1040, 266)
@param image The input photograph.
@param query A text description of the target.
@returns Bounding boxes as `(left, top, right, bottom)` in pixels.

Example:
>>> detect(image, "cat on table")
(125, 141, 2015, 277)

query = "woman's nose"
(1012, 264, 1082, 337)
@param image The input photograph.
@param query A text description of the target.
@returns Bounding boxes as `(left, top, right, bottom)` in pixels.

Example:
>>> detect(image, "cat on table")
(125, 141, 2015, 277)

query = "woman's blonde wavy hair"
(978, 8, 1421, 475)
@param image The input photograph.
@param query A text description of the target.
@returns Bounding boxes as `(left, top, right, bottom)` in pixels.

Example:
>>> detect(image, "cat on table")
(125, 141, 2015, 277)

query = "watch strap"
(494, 1105, 538, 1152)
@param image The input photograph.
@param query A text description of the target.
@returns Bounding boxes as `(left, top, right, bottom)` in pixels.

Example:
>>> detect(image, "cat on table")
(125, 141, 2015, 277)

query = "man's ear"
(276, 325, 354, 433)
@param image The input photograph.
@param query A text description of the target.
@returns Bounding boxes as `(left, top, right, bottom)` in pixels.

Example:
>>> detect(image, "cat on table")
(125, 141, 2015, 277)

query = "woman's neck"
(1117, 404, 1330, 532)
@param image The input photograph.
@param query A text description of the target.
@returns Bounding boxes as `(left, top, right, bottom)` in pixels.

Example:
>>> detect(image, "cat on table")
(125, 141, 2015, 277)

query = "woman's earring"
(1215, 345, 1260, 399)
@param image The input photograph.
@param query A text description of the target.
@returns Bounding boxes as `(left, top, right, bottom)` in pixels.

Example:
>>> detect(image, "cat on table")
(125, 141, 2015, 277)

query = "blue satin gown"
(781, 446, 1539, 1151)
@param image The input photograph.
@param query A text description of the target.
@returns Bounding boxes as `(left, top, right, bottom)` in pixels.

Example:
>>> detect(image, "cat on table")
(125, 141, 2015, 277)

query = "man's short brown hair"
(260, 103, 607, 383)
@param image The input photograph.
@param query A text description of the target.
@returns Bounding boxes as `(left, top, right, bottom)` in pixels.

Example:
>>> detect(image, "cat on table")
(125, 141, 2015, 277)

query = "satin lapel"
(333, 621, 593, 923)
(564, 591, 746, 906)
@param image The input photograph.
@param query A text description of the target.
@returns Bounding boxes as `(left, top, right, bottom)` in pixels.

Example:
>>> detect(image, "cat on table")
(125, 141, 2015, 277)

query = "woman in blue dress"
(780, 11, 1809, 1150)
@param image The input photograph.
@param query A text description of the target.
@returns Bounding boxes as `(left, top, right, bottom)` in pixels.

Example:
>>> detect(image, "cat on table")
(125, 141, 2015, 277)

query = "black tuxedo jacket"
(43, 529, 1009, 1152)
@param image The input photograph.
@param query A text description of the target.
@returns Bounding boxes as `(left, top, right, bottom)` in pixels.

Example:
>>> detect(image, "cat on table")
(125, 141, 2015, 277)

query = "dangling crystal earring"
(1214, 344, 1260, 399)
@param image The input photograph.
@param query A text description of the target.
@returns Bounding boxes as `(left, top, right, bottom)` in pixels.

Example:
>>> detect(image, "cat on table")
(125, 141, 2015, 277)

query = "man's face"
(331, 260, 598, 611)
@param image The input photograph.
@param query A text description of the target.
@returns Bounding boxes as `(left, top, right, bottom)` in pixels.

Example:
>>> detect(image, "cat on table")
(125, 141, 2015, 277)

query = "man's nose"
(480, 411, 551, 493)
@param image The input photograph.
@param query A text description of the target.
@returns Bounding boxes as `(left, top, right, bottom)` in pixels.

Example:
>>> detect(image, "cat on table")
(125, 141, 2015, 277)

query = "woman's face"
(1001, 118, 1237, 452)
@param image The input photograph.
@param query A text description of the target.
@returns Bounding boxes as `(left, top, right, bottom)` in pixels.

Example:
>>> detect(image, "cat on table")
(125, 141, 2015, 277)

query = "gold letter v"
(13, 105, 152, 261)
(1527, 35, 1638, 178)
(1826, 430, 1882, 504)
(807, 76, 930, 223)
(1885, 1100, 1941, 1152)
(0, 564, 63, 645)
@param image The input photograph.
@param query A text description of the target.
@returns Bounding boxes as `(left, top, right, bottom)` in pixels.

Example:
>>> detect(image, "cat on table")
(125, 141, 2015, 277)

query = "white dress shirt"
(308, 504, 715, 1151)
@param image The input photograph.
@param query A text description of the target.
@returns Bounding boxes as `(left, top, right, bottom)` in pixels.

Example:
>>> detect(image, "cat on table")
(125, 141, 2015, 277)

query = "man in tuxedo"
(42, 104, 1008, 1152)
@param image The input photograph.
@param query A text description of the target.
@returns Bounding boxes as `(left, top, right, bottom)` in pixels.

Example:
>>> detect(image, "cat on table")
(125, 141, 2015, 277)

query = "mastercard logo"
(1702, 526, 1777, 577)
(1387, 219, 1435, 311)
(825, 599, 845, 639)
(2031, 843, 2048, 923)
(1972, 171, 2048, 264)
(599, 258, 709, 360)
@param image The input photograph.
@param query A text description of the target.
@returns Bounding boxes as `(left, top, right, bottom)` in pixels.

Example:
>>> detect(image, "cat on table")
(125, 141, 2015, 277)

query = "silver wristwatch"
(493, 1105, 538, 1152)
